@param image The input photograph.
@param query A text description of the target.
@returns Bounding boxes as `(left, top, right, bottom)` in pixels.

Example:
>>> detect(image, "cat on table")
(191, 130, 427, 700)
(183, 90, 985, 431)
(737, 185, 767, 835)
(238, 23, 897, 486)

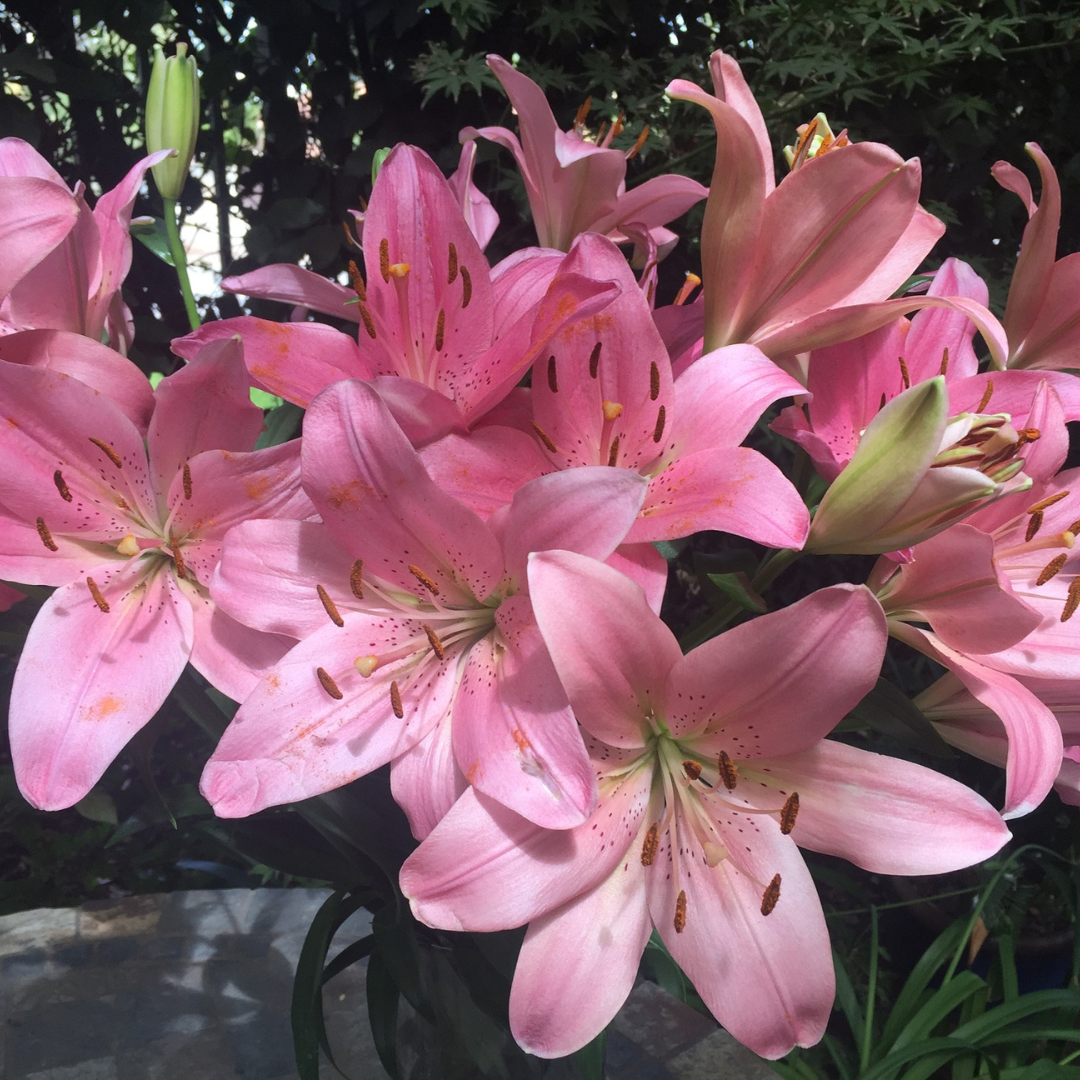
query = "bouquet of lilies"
(2, 44, 1079, 1063)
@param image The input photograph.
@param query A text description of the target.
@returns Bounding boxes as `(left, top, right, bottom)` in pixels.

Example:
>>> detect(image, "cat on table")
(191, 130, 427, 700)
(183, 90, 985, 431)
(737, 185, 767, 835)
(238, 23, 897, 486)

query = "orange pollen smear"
(653, 406, 666, 444)
(674, 889, 687, 933)
(940, 348, 950, 376)
(1026, 511, 1045, 544)
(682, 760, 702, 781)
(899, 356, 911, 390)
(447, 242, 459, 285)
(1062, 577, 1080, 623)
(650, 362, 661, 401)
(170, 538, 187, 580)
(761, 874, 782, 916)
(53, 469, 72, 502)
(348, 259, 367, 301)
(780, 792, 800, 835)
(390, 680, 404, 718)
(718, 750, 738, 790)
(589, 342, 602, 379)
(350, 559, 364, 600)
(182, 462, 193, 500)
(641, 823, 660, 866)
(1029, 491, 1070, 514)
(36, 516, 58, 551)
(379, 238, 391, 283)
(435, 309, 446, 351)
(89, 437, 123, 468)
(86, 577, 110, 613)
(1037, 554, 1068, 586)
(460, 266, 473, 308)
(408, 564, 440, 595)
(1017, 428, 1041, 446)
(977, 381, 995, 413)
(423, 623, 446, 659)
(317, 666, 343, 700)
(548, 355, 558, 393)
(317, 584, 344, 627)
(532, 422, 557, 454)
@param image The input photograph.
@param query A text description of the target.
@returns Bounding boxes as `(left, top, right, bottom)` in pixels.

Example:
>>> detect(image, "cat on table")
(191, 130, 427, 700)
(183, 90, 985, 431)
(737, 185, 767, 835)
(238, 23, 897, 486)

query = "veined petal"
(390, 714, 466, 840)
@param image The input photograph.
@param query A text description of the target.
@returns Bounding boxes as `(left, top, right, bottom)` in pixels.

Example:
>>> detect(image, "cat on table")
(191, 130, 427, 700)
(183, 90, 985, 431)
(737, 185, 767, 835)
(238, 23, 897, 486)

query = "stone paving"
(0, 890, 777, 1080)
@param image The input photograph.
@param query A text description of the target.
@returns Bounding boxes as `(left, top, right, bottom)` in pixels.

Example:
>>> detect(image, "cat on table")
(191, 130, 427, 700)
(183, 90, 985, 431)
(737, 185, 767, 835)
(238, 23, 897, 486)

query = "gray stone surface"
(0, 890, 775, 1080)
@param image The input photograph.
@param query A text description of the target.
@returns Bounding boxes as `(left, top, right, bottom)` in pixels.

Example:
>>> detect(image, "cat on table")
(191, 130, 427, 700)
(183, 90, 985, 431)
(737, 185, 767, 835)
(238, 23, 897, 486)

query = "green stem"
(163, 196, 201, 332)
(861, 905, 879, 1072)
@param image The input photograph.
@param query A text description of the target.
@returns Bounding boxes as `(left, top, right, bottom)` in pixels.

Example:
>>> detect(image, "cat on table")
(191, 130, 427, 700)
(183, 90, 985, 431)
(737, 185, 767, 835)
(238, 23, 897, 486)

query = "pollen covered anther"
(898, 356, 911, 390)
(589, 342, 602, 379)
(53, 470, 72, 502)
(182, 462, 193, 500)
(358, 304, 377, 340)
(607, 436, 621, 467)
(531, 422, 557, 454)
(653, 406, 666, 444)
(761, 874, 781, 916)
(36, 517, 58, 551)
(379, 238, 390, 283)
(86, 577, 110, 612)
(460, 266, 472, 308)
(1037, 554, 1068, 585)
(390, 680, 404, 718)
(674, 890, 687, 933)
(317, 584, 344, 627)
(1062, 577, 1080, 623)
(349, 559, 364, 600)
(435, 309, 446, 351)
(348, 259, 367, 300)
(718, 750, 738, 790)
(169, 538, 187, 579)
(1028, 491, 1070, 514)
(977, 381, 994, 413)
(940, 348, 950, 376)
(89, 437, 123, 468)
(1026, 511, 1044, 543)
(423, 623, 446, 659)
(650, 362, 660, 401)
(447, 242, 458, 284)
(779, 792, 800, 835)
(641, 823, 659, 866)
(1017, 428, 1041, 446)
(682, 760, 702, 781)
(317, 667, 343, 700)
(548, 355, 558, 393)
(408, 564, 440, 595)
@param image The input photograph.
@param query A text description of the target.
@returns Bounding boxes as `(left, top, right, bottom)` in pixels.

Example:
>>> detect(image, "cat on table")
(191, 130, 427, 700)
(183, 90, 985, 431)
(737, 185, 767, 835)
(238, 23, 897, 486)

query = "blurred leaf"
(705, 571, 767, 613)
(131, 217, 175, 266)
(256, 401, 305, 449)
(74, 789, 118, 826)
(840, 678, 954, 757)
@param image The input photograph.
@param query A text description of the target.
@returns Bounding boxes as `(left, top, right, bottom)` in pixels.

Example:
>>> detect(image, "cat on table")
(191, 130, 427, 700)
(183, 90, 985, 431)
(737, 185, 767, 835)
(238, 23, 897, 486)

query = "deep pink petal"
(0, 580, 25, 610)
(0, 137, 67, 183)
(368, 376, 467, 447)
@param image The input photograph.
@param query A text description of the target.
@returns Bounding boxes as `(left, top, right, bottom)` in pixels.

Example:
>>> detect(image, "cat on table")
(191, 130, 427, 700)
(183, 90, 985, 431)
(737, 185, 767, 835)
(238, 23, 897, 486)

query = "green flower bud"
(145, 43, 200, 200)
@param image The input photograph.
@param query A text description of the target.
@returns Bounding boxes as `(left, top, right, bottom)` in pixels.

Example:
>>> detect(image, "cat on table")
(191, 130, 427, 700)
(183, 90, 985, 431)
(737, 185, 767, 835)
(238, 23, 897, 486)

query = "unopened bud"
(145, 43, 200, 200)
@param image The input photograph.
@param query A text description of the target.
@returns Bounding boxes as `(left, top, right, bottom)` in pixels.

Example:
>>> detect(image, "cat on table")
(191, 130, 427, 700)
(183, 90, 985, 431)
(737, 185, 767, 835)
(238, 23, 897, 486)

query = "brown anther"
(408, 564, 440, 595)
(626, 125, 650, 160)
(674, 890, 687, 933)
(182, 462, 193, 500)
(89, 437, 123, 468)
(531, 421, 557, 454)
(1062, 577, 1080, 623)
(607, 436, 621, 467)
(379, 238, 390, 283)
(1017, 427, 1041, 445)
(86, 576, 110, 612)
(460, 266, 472, 308)
(595, 120, 608, 144)
(574, 96, 593, 128)
(682, 760, 702, 781)
(779, 792, 800, 835)
(390, 680, 404, 718)
(36, 516, 58, 551)
(317, 666, 343, 700)
(650, 361, 661, 401)
(609, 112, 625, 140)
(548, 355, 558, 393)
(447, 242, 459, 285)
(349, 559, 364, 600)
(761, 874, 781, 916)
(899, 356, 911, 390)
(1028, 491, 1070, 514)
(1068, 519, 1080, 537)
(791, 117, 819, 166)
(53, 470, 72, 502)
(348, 259, 367, 301)
(940, 347, 949, 376)
(653, 406, 666, 444)
(589, 342, 602, 379)
(641, 823, 660, 866)
(977, 381, 994, 413)
(1037, 553, 1068, 586)
(169, 538, 187, 579)
(1026, 510, 1044, 543)
(422, 623, 446, 659)
(358, 303, 377, 340)
(718, 750, 738, 790)
(646, 281, 655, 306)
(435, 309, 446, 351)
(317, 584, 344, 627)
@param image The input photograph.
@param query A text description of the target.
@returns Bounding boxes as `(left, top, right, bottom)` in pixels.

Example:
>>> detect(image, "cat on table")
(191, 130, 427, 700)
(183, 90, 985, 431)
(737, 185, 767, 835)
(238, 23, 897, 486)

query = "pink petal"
(903, 258, 988, 383)
(606, 543, 667, 614)
(589, 173, 708, 239)
(221, 264, 360, 322)
(1009, 252, 1080, 371)
(390, 714, 466, 839)
(367, 376, 467, 447)
(0, 137, 66, 183)
(0, 177, 81, 302)
(0, 581, 25, 610)
(0, 507, 113, 586)
(446, 140, 499, 250)
(489, 248, 564, 338)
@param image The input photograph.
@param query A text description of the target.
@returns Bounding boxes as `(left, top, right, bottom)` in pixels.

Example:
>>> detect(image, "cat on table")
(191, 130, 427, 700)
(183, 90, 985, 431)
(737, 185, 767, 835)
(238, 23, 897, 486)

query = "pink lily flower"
(0, 338, 311, 810)
(401, 554, 1010, 1059)
(201, 378, 648, 834)
(993, 144, 1080, 371)
(462, 55, 707, 254)
(0, 138, 172, 353)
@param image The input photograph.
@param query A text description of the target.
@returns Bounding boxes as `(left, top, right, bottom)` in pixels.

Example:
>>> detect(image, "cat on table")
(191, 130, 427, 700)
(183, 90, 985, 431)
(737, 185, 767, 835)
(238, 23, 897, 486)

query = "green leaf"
(74, 788, 118, 826)
(366, 943, 401, 1079)
(572, 1030, 606, 1080)
(842, 678, 954, 757)
(131, 217, 175, 266)
(322, 935, 374, 986)
(256, 401, 304, 449)
(706, 571, 767, 613)
(249, 387, 282, 410)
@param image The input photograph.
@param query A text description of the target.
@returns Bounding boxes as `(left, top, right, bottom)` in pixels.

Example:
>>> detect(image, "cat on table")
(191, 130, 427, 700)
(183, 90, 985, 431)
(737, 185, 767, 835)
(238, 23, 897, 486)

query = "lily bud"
(806, 377, 1032, 555)
(145, 43, 200, 200)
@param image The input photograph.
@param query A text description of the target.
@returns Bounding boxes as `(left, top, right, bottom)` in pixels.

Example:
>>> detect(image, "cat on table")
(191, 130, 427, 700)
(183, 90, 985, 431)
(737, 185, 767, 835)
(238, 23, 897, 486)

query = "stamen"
(358, 303, 377, 340)
(977, 381, 994, 413)
(791, 117, 819, 168)
(641, 823, 659, 866)
(317, 584, 344, 627)
(53, 470, 72, 502)
(460, 266, 472, 308)
(379, 238, 390, 283)
(1026, 511, 1044, 543)
(36, 517, 58, 551)
(674, 889, 687, 933)
(602, 400, 623, 421)
(170, 538, 187, 579)
(117, 534, 139, 556)
(408, 564, 441, 595)
(596, 120, 608, 144)
(182, 462, 193, 500)
(626, 125, 650, 161)
(653, 406, 666, 444)
(589, 342, 601, 378)
(348, 259, 367, 301)
(718, 750, 738, 790)
(1017, 427, 1041, 445)
(607, 436, 621, 467)
(1028, 491, 1070, 514)
(350, 559, 364, 600)
(574, 97, 592, 128)
(548, 355, 558, 393)
(673, 271, 701, 306)
(89, 437, 123, 468)
(1062, 577, 1080, 623)
(646, 281, 655, 306)
(435, 309, 445, 351)
(779, 792, 800, 835)
(447, 242, 458, 284)
(940, 348, 949, 376)
(682, 760, 702, 781)
(1069, 520, 1080, 536)
(761, 874, 781, 916)
(650, 362, 661, 401)
(423, 623, 446, 659)
(354, 655, 379, 677)
(899, 356, 911, 390)
(86, 577, 110, 612)
(1037, 554, 1068, 585)
(317, 666, 343, 700)
(390, 680, 404, 718)
(531, 421, 557, 454)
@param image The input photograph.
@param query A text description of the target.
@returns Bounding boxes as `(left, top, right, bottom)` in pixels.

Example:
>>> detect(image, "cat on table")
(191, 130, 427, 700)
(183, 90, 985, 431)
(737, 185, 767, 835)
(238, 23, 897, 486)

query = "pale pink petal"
(10, 562, 193, 810)
(1009, 252, 1080, 371)
(489, 248, 564, 338)
(390, 714, 466, 839)
(589, 174, 707, 238)
(0, 177, 81, 302)
(0, 137, 67, 183)
(606, 543, 667, 614)
(368, 376, 467, 447)
(903, 258, 988, 383)
(446, 140, 499, 250)
(0, 505, 114, 585)
(221, 264, 360, 323)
